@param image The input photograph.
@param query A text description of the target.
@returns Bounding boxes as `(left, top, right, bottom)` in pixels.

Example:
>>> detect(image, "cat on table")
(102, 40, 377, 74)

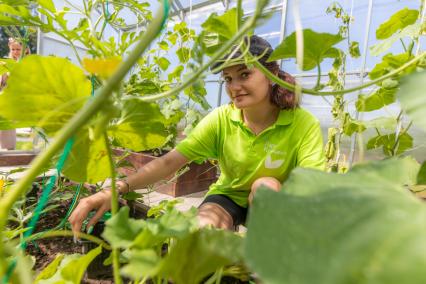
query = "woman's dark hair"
(262, 60, 299, 109)
(213, 35, 300, 109)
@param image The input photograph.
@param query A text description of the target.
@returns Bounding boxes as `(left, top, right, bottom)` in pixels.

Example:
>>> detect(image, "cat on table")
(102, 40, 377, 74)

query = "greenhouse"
(0, 0, 425, 283)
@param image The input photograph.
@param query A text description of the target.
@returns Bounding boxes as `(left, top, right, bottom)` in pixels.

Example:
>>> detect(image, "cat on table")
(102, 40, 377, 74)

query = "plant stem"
(0, 2, 167, 274)
(315, 63, 321, 89)
(104, 132, 122, 284)
(27, 230, 111, 250)
(253, 52, 426, 96)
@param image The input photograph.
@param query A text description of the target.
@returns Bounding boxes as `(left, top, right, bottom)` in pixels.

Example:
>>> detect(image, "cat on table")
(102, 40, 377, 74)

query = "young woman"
(0, 38, 26, 150)
(68, 35, 325, 232)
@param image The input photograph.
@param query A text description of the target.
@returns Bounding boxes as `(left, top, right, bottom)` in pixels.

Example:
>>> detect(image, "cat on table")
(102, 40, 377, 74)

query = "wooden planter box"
(0, 150, 36, 166)
(114, 149, 217, 197)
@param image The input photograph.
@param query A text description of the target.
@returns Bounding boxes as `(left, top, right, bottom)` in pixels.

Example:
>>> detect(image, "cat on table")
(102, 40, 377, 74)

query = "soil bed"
(24, 183, 114, 283)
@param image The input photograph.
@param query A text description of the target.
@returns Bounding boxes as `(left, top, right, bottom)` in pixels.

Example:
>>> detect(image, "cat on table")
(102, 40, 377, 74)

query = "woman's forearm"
(122, 149, 189, 192)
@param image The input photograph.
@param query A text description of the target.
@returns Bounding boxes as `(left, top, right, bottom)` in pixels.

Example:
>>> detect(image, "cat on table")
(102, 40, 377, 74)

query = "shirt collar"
(229, 104, 295, 126)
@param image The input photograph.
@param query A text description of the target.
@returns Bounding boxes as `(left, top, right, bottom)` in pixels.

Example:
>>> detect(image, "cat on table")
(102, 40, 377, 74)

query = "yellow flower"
(0, 179, 4, 194)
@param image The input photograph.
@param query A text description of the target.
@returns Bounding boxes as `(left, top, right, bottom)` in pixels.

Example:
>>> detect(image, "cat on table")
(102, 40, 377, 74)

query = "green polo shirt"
(176, 104, 325, 207)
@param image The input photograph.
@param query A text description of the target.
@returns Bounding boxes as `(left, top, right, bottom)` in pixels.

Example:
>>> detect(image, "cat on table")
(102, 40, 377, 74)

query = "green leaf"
(0, 4, 34, 25)
(34, 254, 64, 283)
(0, 116, 29, 130)
(199, 31, 228, 56)
(160, 229, 244, 284)
(363, 117, 397, 130)
(154, 56, 170, 71)
(37, 0, 56, 13)
(370, 23, 422, 56)
(369, 53, 415, 80)
(103, 206, 145, 249)
(1, 0, 29, 6)
(36, 247, 102, 284)
(286, 157, 419, 196)
(376, 8, 419, 40)
(121, 249, 162, 279)
(417, 162, 426, 185)
(398, 71, 426, 131)
(349, 41, 360, 58)
(158, 40, 169, 51)
(168, 65, 184, 81)
(62, 131, 111, 183)
(176, 47, 190, 64)
(108, 99, 168, 152)
(269, 29, 344, 71)
(366, 133, 413, 156)
(246, 158, 425, 284)
(161, 98, 183, 120)
(343, 120, 365, 136)
(201, 8, 239, 40)
(0, 56, 90, 134)
(356, 87, 397, 112)
(0, 59, 16, 76)
(60, 247, 102, 283)
(183, 79, 210, 110)
(131, 207, 197, 250)
(382, 78, 399, 89)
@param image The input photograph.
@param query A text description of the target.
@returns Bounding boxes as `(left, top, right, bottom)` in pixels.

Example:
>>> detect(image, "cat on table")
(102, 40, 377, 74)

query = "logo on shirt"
(264, 142, 285, 169)
(265, 154, 284, 169)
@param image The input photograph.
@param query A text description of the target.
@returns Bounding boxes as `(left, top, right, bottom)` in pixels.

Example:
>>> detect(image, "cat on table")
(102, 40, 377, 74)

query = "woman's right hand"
(68, 189, 113, 234)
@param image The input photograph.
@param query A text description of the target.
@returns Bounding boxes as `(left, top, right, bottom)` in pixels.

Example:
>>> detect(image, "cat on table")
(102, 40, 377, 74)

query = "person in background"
(69, 35, 325, 233)
(0, 38, 29, 150)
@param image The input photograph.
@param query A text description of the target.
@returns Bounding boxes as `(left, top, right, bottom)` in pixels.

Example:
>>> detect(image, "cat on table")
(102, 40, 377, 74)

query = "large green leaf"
(269, 29, 344, 71)
(108, 99, 168, 151)
(0, 56, 90, 134)
(159, 229, 244, 284)
(398, 71, 426, 131)
(376, 8, 419, 40)
(36, 246, 101, 284)
(0, 116, 29, 130)
(356, 87, 397, 112)
(103, 206, 145, 249)
(283, 157, 419, 196)
(62, 131, 111, 183)
(246, 158, 425, 284)
(201, 8, 239, 40)
(370, 23, 422, 56)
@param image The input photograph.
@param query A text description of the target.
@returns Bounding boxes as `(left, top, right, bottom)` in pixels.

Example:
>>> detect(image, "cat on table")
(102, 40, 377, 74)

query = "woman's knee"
(197, 203, 234, 230)
(251, 177, 281, 192)
(249, 177, 282, 205)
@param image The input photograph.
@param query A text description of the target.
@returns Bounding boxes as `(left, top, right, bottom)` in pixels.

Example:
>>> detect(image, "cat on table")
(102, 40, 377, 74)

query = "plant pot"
(114, 149, 217, 197)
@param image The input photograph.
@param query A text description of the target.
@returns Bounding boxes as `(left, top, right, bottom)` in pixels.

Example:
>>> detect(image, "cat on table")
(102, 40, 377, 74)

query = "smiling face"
(222, 64, 272, 110)
(8, 42, 22, 61)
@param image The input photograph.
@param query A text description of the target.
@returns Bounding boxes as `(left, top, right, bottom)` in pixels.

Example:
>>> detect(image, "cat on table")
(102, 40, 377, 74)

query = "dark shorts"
(199, 194, 248, 226)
